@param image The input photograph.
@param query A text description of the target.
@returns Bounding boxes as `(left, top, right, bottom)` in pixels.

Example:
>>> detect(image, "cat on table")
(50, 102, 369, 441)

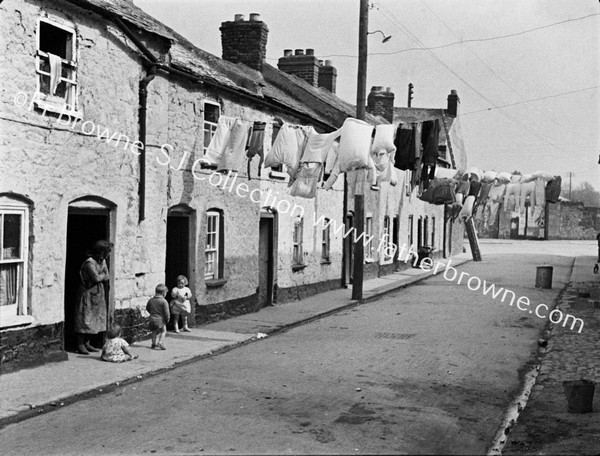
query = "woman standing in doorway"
(74, 240, 113, 354)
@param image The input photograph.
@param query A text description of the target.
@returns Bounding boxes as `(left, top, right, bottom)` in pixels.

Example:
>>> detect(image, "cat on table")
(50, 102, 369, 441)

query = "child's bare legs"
(151, 330, 158, 348)
(157, 325, 167, 349)
(173, 314, 180, 333)
(182, 316, 191, 332)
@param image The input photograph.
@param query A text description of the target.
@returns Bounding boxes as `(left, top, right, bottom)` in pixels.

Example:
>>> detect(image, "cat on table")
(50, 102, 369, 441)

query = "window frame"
(202, 100, 221, 156)
(292, 217, 304, 268)
(381, 215, 393, 263)
(204, 209, 224, 282)
(0, 201, 31, 327)
(34, 17, 80, 118)
(321, 218, 331, 263)
(365, 215, 374, 262)
(431, 216, 436, 249)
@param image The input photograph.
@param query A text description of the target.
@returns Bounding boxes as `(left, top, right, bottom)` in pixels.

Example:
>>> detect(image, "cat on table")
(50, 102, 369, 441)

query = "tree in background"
(570, 182, 600, 207)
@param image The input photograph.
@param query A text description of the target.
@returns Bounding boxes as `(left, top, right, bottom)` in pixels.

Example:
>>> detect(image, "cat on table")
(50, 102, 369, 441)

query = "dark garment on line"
(456, 179, 471, 196)
(421, 119, 440, 166)
(478, 182, 493, 203)
(545, 176, 562, 203)
(247, 121, 266, 180)
(394, 125, 415, 170)
(468, 181, 482, 199)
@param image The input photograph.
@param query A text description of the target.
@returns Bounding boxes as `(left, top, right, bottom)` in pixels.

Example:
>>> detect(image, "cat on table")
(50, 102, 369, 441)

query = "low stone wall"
(275, 279, 341, 303)
(0, 323, 68, 374)
(195, 293, 260, 325)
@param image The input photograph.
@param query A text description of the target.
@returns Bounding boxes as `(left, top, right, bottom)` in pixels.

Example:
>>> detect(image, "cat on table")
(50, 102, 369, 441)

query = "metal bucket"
(535, 266, 553, 289)
(562, 380, 595, 413)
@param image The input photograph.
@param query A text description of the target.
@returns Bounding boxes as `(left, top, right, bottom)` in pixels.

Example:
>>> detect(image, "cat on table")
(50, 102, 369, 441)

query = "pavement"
(0, 251, 471, 429)
(503, 253, 600, 456)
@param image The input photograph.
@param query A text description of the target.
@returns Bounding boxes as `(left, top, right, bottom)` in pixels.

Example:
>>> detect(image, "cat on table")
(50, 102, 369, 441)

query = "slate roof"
(66, 0, 385, 130)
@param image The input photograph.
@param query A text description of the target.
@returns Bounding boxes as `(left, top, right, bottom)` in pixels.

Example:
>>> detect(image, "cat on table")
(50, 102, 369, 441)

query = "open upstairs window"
(35, 18, 79, 116)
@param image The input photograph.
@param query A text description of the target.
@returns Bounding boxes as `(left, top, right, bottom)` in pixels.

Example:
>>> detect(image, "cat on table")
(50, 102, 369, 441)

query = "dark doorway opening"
(64, 210, 109, 352)
(258, 214, 275, 307)
(392, 216, 399, 263)
(165, 207, 193, 326)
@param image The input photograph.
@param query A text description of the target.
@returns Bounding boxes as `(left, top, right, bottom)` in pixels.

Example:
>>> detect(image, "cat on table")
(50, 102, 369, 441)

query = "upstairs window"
(203, 101, 221, 154)
(36, 19, 78, 114)
(365, 215, 374, 261)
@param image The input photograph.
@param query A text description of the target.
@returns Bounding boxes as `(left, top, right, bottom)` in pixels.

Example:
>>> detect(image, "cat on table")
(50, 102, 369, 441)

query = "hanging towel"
(337, 118, 373, 172)
(504, 183, 521, 212)
(246, 121, 266, 179)
(264, 124, 305, 178)
(393, 124, 414, 170)
(301, 127, 340, 163)
(217, 119, 250, 173)
(371, 124, 397, 185)
(324, 141, 339, 175)
(48, 53, 62, 95)
(205, 116, 236, 165)
(289, 163, 323, 199)
(519, 181, 537, 210)
(534, 178, 545, 209)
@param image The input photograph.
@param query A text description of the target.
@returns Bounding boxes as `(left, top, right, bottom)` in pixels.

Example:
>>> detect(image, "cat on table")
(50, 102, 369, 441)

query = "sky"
(134, 0, 600, 193)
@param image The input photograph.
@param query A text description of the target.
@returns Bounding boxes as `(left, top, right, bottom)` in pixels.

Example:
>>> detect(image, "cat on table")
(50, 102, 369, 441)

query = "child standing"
(171, 275, 192, 333)
(146, 283, 170, 350)
(101, 325, 138, 362)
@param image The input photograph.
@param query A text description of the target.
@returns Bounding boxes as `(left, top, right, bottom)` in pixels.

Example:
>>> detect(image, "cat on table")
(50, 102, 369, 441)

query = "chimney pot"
(318, 59, 324, 66)
(371, 86, 384, 92)
(234, 14, 245, 21)
(325, 59, 333, 66)
(306, 48, 315, 55)
(249, 13, 260, 21)
(367, 85, 395, 122)
(294, 49, 304, 55)
(284, 49, 293, 57)
(385, 87, 391, 93)
(447, 89, 460, 116)
(221, 14, 269, 71)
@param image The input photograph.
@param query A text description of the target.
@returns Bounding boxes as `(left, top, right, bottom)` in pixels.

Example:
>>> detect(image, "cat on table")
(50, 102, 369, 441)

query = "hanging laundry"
(337, 118, 374, 172)
(263, 123, 307, 180)
(418, 178, 457, 205)
(48, 53, 62, 96)
(421, 119, 440, 166)
(510, 174, 522, 183)
(534, 178, 545, 209)
(519, 181, 537, 210)
(495, 172, 512, 184)
(324, 141, 339, 175)
(545, 176, 562, 203)
(410, 123, 423, 190)
(205, 116, 237, 165)
(463, 167, 483, 182)
(531, 170, 554, 181)
(322, 160, 340, 191)
(459, 195, 476, 219)
(504, 182, 521, 212)
(217, 119, 250, 173)
(301, 127, 340, 163)
(246, 121, 266, 179)
(485, 183, 507, 226)
(482, 170, 498, 183)
(435, 167, 459, 180)
(468, 181, 482, 199)
(370, 124, 397, 186)
(393, 124, 415, 171)
(289, 163, 323, 199)
(456, 177, 471, 197)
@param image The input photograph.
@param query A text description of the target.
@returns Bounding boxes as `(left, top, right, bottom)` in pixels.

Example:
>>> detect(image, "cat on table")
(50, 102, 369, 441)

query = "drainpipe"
(138, 67, 156, 222)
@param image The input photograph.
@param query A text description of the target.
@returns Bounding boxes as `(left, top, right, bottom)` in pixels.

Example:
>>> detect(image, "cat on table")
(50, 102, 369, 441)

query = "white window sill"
(269, 170, 287, 180)
(35, 98, 82, 120)
(364, 258, 375, 264)
(0, 314, 35, 330)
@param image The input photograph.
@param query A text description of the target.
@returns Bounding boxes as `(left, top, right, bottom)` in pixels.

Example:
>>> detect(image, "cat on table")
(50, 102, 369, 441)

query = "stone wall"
(547, 201, 600, 240)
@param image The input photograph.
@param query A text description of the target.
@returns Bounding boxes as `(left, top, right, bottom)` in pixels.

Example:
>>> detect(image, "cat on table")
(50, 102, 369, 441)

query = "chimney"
(367, 86, 395, 123)
(447, 89, 460, 116)
(220, 13, 269, 71)
(277, 48, 319, 86)
(318, 59, 337, 94)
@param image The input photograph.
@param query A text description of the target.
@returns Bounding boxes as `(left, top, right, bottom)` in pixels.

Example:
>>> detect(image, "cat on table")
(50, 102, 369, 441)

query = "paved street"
(0, 241, 587, 455)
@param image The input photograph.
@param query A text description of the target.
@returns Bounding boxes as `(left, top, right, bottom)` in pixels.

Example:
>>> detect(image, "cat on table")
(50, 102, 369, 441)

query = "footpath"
(0, 252, 470, 428)
(504, 254, 600, 456)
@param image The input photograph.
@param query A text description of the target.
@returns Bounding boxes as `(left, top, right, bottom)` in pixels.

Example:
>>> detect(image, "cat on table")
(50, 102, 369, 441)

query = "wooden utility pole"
(352, 0, 369, 300)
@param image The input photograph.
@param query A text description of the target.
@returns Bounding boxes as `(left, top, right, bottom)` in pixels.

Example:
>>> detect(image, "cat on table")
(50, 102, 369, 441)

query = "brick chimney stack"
(277, 49, 320, 86)
(318, 60, 337, 93)
(447, 89, 460, 116)
(367, 86, 395, 123)
(220, 13, 269, 71)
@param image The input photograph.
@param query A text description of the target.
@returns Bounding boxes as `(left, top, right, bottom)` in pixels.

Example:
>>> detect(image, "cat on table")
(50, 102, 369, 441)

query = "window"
(382, 216, 392, 262)
(35, 19, 78, 115)
(365, 215, 374, 261)
(293, 217, 304, 266)
(203, 101, 221, 154)
(205, 209, 223, 280)
(431, 217, 436, 249)
(0, 202, 29, 323)
(424, 216, 429, 247)
(408, 215, 414, 247)
(321, 218, 331, 262)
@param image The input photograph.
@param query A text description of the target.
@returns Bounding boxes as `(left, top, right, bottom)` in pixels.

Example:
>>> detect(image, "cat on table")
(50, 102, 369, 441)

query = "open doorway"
(165, 206, 194, 324)
(344, 211, 354, 285)
(258, 209, 276, 307)
(64, 207, 110, 352)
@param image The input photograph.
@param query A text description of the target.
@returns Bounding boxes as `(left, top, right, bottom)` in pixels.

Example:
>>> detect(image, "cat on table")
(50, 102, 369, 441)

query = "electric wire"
(376, 4, 572, 152)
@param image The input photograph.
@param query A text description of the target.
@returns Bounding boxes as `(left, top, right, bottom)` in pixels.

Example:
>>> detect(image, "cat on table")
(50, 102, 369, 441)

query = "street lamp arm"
(367, 30, 392, 43)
